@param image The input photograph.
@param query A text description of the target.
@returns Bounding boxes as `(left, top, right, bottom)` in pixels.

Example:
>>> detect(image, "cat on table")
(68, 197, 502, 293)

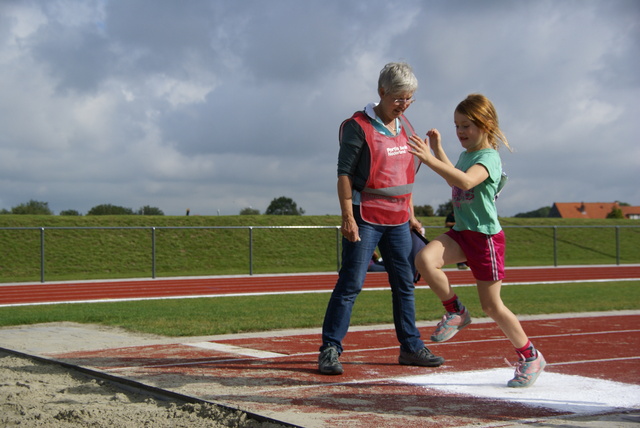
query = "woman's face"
(378, 88, 414, 121)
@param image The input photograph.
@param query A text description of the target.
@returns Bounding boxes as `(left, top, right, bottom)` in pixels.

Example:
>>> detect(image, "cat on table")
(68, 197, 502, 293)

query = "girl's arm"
(426, 129, 454, 168)
(408, 133, 489, 190)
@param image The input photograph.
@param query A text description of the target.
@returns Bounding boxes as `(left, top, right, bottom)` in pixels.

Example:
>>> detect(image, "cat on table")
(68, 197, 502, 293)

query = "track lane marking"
(548, 355, 640, 366)
(183, 341, 286, 358)
(93, 317, 640, 374)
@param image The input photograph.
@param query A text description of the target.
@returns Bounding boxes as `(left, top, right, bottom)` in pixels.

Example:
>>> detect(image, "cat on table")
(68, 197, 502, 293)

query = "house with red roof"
(549, 202, 640, 219)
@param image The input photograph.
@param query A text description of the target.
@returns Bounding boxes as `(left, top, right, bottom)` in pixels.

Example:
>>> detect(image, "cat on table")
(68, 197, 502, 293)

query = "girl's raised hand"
(426, 128, 441, 149)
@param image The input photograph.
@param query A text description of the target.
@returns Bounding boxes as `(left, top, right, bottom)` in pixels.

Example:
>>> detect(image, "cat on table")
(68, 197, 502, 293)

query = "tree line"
(10, 198, 627, 218)
(0, 197, 445, 217)
(0, 197, 306, 216)
(0, 200, 166, 216)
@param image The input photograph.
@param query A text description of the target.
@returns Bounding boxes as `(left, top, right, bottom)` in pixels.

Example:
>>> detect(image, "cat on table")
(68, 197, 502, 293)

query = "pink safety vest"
(351, 111, 418, 226)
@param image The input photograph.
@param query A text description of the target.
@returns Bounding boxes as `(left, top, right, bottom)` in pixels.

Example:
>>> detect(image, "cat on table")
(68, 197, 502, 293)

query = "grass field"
(1, 281, 638, 336)
(1, 215, 639, 283)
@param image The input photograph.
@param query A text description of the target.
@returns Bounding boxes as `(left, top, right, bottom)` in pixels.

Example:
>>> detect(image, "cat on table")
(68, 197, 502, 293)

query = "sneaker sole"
(319, 367, 344, 375)
(430, 318, 472, 342)
(398, 356, 445, 367)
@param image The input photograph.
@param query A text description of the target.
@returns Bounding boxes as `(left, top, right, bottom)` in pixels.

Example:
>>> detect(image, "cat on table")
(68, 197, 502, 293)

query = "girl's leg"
(416, 234, 471, 342)
(476, 280, 529, 348)
(477, 280, 546, 388)
(415, 234, 466, 301)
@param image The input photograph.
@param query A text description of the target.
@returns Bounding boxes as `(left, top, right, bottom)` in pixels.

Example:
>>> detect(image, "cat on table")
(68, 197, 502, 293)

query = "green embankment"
(1, 216, 638, 283)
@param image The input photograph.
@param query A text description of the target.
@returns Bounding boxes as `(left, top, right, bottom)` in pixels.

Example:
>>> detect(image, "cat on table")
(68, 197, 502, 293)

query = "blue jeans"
(321, 206, 424, 354)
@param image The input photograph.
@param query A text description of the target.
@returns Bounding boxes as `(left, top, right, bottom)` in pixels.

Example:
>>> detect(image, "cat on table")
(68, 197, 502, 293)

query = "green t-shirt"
(452, 149, 502, 235)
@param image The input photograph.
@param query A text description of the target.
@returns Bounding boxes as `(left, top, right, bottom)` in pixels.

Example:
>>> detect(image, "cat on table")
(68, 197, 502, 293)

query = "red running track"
(1, 265, 639, 306)
(46, 314, 640, 427)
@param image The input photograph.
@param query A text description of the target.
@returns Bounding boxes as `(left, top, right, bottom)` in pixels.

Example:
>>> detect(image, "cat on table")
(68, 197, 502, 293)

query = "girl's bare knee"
(415, 248, 442, 273)
(482, 304, 513, 323)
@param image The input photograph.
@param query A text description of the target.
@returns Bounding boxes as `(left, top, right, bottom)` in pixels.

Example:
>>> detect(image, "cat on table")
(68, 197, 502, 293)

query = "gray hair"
(378, 62, 418, 95)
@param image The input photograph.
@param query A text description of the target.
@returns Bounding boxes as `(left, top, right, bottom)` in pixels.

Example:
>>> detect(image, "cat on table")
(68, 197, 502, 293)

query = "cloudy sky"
(1, 0, 638, 216)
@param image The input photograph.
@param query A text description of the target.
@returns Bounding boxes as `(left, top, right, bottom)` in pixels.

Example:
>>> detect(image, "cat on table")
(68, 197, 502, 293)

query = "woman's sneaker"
(506, 351, 546, 387)
(431, 309, 471, 342)
(318, 345, 343, 375)
(399, 346, 445, 367)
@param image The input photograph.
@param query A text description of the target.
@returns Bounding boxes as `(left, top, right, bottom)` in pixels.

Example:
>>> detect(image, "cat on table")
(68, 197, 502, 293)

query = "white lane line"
(398, 369, 640, 414)
(105, 343, 288, 371)
(420, 328, 640, 347)
(182, 341, 286, 359)
(548, 355, 640, 366)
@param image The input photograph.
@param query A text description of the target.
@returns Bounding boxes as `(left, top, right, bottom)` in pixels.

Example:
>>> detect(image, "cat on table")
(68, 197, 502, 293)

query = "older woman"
(318, 62, 444, 375)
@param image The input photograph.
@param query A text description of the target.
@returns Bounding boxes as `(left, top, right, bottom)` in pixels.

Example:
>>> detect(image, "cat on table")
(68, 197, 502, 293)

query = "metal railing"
(1, 225, 638, 283)
(1, 226, 342, 283)
(506, 225, 637, 266)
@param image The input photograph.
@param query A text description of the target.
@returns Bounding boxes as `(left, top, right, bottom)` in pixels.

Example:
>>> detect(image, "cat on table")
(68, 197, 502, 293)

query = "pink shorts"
(445, 229, 505, 281)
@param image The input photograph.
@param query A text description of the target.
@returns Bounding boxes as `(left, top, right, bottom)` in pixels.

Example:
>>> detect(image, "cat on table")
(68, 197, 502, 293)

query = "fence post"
(553, 226, 558, 267)
(616, 226, 620, 265)
(151, 227, 156, 279)
(40, 228, 45, 283)
(249, 227, 253, 275)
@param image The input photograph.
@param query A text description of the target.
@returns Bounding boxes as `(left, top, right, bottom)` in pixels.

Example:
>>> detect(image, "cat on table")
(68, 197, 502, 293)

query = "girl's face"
(454, 111, 488, 152)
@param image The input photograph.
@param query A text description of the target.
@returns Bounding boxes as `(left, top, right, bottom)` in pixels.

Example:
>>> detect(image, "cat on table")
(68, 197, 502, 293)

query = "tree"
(265, 196, 305, 215)
(436, 200, 453, 217)
(11, 200, 52, 215)
(240, 207, 260, 215)
(606, 207, 624, 219)
(87, 204, 134, 215)
(59, 209, 82, 216)
(137, 206, 164, 215)
(414, 204, 434, 217)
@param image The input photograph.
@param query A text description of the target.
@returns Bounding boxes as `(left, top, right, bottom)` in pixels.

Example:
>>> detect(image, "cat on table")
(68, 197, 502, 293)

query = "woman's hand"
(341, 215, 361, 242)
(409, 216, 422, 234)
(408, 134, 432, 164)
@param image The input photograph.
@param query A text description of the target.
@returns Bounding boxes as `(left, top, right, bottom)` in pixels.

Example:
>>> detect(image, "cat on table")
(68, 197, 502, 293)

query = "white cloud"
(0, 0, 638, 216)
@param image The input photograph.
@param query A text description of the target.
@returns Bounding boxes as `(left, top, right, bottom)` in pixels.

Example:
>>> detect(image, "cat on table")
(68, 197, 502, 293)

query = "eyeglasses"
(393, 97, 415, 105)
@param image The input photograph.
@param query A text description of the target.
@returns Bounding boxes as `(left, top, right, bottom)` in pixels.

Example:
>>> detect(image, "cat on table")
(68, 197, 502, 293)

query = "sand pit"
(0, 350, 286, 427)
